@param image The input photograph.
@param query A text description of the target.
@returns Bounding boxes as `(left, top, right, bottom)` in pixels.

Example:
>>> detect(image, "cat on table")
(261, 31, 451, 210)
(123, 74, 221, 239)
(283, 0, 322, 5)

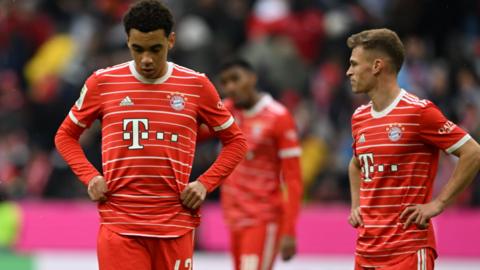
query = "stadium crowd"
(1, 0, 480, 206)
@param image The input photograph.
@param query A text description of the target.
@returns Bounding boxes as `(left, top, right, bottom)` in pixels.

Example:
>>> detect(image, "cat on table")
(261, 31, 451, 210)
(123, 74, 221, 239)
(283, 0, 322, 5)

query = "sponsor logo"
(358, 134, 366, 143)
(119, 96, 134, 106)
(438, 121, 456, 134)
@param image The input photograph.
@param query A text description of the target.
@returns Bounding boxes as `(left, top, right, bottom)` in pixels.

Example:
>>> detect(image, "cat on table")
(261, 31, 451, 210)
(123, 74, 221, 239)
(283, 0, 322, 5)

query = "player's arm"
(401, 139, 480, 228)
(348, 156, 363, 228)
(181, 78, 247, 210)
(54, 75, 107, 202)
(196, 123, 215, 142)
(197, 100, 234, 142)
(401, 103, 480, 228)
(274, 113, 303, 261)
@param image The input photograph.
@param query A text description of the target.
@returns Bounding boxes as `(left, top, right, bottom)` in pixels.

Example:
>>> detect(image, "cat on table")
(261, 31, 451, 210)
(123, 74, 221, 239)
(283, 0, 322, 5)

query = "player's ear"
(168, 32, 176, 50)
(372, 58, 383, 75)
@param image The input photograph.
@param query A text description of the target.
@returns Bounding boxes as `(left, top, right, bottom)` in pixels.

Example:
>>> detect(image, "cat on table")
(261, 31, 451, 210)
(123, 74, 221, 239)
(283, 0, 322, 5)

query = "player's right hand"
(348, 206, 363, 228)
(87, 176, 108, 202)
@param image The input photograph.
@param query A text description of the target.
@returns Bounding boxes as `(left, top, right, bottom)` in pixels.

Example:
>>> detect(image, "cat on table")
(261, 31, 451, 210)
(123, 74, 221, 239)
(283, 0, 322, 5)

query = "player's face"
(219, 66, 257, 108)
(346, 46, 376, 94)
(127, 28, 175, 79)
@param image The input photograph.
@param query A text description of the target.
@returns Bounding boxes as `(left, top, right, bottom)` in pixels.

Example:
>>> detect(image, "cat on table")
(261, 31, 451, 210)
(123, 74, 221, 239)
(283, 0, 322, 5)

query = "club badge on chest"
(168, 93, 187, 111)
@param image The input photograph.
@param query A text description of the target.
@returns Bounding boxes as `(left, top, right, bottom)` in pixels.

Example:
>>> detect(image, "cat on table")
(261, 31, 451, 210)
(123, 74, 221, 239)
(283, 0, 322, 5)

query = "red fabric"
(97, 225, 194, 270)
(221, 95, 302, 238)
(55, 117, 100, 185)
(355, 248, 435, 270)
(55, 61, 246, 238)
(351, 90, 468, 267)
(230, 218, 282, 270)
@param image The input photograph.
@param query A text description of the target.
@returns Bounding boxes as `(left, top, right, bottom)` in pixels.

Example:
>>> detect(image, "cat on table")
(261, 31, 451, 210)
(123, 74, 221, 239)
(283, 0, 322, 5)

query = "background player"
(199, 58, 303, 270)
(347, 28, 480, 269)
(54, 1, 247, 270)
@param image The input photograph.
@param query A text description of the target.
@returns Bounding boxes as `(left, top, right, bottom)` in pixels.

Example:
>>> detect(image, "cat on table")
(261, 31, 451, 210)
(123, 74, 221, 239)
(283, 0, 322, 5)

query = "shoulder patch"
(75, 85, 88, 110)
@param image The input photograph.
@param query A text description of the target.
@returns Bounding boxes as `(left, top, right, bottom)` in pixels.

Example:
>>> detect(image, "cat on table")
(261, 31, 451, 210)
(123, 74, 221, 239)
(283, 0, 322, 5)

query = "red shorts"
(97, 225, 194, 270)
(355, 248, 435, 270)
(229, 220, 282, 270)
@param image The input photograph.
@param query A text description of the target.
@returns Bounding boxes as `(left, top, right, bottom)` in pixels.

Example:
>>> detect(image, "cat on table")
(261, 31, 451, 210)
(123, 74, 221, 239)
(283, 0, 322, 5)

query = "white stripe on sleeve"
(212, 116, 234, 132)
(446, 134, 471, 154)
(69, 111, 86, 128)
(278, 147, 302, 158)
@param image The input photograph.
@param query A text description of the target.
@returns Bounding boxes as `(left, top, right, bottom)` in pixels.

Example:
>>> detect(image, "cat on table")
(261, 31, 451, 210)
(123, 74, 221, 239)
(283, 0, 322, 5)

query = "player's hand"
(87, 176, 108, 202)
(280, 235, 296, 261)
(348, 206, 363, 228)
(400, 200, 445, 229)
(181, 180, 207, 210)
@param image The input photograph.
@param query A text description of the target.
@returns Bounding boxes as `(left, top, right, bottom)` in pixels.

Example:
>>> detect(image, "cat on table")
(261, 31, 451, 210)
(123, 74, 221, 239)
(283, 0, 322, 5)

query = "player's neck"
(369, 80, 401, 112)
(245, 91, 262, 109)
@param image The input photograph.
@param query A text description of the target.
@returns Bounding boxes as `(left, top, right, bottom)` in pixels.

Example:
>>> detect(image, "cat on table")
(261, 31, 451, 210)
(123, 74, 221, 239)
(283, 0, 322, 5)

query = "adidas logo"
(120, 96, 134, 106)
(359, 134, 366, 143)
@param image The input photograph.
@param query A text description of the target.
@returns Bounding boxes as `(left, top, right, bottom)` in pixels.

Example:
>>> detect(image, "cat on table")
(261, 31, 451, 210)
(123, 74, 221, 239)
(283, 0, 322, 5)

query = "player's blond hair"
(347, 28, 405, 73)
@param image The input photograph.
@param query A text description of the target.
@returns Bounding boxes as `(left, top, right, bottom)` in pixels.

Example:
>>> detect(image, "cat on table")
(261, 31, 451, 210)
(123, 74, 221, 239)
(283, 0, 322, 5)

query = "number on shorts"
(174, 258, 192, 270)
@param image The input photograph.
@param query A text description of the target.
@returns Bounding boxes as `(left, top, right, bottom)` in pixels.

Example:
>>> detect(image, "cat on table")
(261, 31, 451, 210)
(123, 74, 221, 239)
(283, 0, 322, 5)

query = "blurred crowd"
(1, 0, 480, 206)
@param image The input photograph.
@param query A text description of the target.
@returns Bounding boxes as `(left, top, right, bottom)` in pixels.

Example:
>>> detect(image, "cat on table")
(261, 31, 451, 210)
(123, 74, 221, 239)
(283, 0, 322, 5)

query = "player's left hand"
(181, 180, 207, 210)
(280, 235, 296, 261)
(400, 199, 445, 229)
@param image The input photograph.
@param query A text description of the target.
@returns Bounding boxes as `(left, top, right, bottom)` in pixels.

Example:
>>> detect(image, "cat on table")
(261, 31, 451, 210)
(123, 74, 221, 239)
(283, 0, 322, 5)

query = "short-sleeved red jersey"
(60, 61, 239, 238)
(221, 94, 302, 236)
(351, 89, 470, 267)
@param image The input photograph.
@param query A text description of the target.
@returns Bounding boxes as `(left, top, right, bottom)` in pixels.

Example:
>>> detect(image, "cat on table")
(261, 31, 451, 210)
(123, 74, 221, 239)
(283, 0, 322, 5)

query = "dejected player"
(346, 28, 480, 270)
(199, 58, 303, 270)
(54, 1, 247, 270)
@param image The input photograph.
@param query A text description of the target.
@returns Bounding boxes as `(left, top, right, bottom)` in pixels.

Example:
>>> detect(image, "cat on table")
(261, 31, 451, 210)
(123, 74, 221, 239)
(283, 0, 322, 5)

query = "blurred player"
(199, 59, 303, 270)
(346, 28, 480, 269)
(54, 1, 247, 270)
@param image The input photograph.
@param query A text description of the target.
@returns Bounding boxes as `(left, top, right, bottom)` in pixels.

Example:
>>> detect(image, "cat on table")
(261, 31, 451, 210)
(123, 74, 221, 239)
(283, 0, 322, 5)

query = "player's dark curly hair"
(219, 58, 256, 73)
(123, 0, 174, 36)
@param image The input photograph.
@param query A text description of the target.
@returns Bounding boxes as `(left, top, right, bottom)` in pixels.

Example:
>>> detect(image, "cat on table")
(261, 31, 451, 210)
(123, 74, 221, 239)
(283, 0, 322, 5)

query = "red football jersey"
(59, 61, 239, 238)
(351, 89, 471, 267)
(221, 94, 302, 236)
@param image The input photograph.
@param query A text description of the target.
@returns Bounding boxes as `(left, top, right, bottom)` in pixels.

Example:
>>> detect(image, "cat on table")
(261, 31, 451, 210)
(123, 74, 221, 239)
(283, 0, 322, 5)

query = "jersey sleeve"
(275, 112, 302, 159)
(197, 77, 234, 132)
(196, 77, 247, 192)
(55, 73, 102, 185)
(274, 111, 303, 237)
(419, 102, 471, 154)
(68, 73, 102, 128)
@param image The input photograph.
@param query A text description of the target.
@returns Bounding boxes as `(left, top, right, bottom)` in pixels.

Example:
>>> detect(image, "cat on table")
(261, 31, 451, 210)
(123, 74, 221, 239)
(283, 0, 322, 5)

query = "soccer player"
(199, 59, 303, 270)
(54, 1, 247, 270)
(346, 28, 480, 270)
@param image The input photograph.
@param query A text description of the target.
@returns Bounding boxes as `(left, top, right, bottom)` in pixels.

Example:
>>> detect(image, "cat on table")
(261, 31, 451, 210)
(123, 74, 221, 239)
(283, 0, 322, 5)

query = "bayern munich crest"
(386, 123, 405, 142)
(168, 93, 187, 111)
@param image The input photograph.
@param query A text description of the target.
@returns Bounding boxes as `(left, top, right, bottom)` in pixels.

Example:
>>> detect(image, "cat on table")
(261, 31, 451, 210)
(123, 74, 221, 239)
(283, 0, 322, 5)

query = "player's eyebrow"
(131, 44, 163, 51)
(150, 44, 163, 50)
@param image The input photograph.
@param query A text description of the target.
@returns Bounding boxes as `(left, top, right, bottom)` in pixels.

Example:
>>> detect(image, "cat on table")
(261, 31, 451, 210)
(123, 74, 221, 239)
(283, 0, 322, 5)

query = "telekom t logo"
(358, 153, 374, 182)
(123, 119, 149, 149)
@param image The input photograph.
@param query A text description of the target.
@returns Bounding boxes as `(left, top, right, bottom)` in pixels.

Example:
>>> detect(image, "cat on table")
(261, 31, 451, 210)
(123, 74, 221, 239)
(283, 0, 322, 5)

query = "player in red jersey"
(54, 1, 247, 270)
(199, 59, 303, 270)
(346, 28, 480, 270)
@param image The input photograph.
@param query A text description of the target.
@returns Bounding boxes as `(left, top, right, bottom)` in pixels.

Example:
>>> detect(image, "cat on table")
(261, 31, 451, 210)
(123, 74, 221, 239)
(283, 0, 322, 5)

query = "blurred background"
(1, 0, 480, 269)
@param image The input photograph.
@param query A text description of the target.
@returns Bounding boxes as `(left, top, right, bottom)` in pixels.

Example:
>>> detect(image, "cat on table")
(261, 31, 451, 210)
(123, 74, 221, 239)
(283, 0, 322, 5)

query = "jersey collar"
(243, 94, 273, 117)
(371, 89, 406, 118)
(129, 61, 173, 84)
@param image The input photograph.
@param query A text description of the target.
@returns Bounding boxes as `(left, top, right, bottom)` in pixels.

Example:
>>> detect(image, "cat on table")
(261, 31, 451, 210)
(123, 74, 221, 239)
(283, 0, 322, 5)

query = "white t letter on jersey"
(123, 119, 149, 150)
(358, 153, 374, 182)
